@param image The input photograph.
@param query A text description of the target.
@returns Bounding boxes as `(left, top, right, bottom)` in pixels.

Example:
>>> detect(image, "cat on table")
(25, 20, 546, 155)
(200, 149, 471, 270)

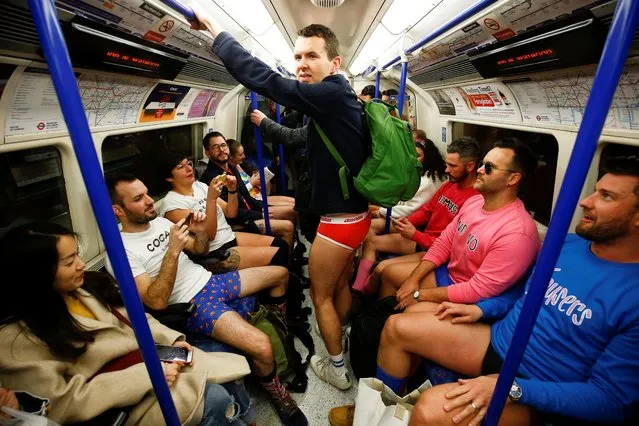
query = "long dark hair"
(419, 138, 447, 181)
(0, 222, 123, 359)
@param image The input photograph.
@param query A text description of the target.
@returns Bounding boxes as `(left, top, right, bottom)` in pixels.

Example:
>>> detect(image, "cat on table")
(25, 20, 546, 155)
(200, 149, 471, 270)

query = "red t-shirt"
(407, 181, 479, 249)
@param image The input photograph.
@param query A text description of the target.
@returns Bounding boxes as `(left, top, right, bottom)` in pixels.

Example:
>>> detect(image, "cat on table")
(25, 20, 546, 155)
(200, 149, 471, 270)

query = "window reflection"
(0, 147, 71, 236)
(101, 124, 203, 198)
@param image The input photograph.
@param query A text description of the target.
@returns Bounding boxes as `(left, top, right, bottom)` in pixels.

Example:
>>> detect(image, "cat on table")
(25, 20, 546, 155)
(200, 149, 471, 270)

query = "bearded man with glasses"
(200, 131, 295, 248)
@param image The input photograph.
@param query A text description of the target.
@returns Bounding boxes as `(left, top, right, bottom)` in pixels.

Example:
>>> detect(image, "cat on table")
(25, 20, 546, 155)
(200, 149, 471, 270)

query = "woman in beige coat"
(0, 222, 253, 425)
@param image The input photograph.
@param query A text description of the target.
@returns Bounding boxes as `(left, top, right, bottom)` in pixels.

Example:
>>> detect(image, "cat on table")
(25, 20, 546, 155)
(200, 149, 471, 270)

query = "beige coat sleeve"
(0, 354, 153, 424)
(144, 312, 186, 345)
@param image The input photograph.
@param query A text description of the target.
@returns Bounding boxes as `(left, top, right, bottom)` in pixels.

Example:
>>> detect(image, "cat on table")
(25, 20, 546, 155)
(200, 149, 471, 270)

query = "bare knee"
(310, 286, 332, 306)
(374, 259, 390, 277)
(265, 265, 288, 287)
(381, 314, 405, 344)
(410, 391, 440, 425)
(379, 265, 396, 288)
(274, 265, 289, 288)
(281, 220, 294, 234)
(250, 331, 274, 365)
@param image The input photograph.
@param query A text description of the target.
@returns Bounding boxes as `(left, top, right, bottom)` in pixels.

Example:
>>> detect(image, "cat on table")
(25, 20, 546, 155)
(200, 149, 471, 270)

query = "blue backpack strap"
(312, 120, 350, 200)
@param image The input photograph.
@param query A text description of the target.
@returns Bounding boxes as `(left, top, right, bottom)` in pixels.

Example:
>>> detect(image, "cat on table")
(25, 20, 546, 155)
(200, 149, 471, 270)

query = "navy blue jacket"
(212, 32, 368, 215)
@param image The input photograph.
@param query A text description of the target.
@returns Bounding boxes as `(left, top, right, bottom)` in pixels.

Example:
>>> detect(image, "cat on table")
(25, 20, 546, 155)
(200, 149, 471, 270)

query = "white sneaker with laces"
(310, 355, 352, 390)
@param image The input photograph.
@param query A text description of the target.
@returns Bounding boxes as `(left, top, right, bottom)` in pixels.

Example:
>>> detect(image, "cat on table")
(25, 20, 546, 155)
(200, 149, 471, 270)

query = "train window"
(0, 147, 72, 235)
(598, 143, 639, 178)
(101, 124, 203, 198)
(452, 123, 558, 226)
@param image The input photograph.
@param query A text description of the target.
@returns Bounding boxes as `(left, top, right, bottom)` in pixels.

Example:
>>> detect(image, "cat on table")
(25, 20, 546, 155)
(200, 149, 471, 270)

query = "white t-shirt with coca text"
(106, 217, 212, 304)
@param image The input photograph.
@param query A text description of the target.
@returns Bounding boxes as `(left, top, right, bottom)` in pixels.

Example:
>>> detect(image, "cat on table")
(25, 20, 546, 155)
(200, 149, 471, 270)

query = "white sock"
(330, 352, 346, 373)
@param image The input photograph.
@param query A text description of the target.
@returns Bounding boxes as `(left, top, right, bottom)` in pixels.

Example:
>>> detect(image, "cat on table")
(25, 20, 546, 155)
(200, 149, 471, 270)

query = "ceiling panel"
(268, 0, 388, 72)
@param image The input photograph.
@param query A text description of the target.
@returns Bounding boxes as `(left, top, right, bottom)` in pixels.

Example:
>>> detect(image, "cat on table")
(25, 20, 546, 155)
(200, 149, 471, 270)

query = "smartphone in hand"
(155, 345, 193, 364)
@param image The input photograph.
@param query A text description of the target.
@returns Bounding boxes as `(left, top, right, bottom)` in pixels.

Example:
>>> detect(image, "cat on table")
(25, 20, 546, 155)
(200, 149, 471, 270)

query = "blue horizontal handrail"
(158, 0, 196, 21)
(28, 1, 180, 424)
(381, 0, 498, 70)
(483, 0, 639, 424)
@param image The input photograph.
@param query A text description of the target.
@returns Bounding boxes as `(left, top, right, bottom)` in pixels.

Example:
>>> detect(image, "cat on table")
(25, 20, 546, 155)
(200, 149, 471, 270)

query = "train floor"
(249, 237, 359, 425)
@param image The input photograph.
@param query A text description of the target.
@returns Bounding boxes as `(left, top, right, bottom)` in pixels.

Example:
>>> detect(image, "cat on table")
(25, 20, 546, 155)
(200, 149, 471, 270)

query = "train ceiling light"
(310, 0, 346, 8)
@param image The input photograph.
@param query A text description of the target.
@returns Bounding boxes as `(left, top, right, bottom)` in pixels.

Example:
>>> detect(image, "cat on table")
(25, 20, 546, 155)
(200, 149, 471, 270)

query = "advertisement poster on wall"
(188, 89, 225, 118)
(139, 83, 190, 123)
(440, 83, 521, 122)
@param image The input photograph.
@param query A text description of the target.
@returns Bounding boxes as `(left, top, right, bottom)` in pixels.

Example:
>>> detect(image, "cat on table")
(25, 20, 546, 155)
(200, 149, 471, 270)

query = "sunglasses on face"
(478, 160, 518, 175)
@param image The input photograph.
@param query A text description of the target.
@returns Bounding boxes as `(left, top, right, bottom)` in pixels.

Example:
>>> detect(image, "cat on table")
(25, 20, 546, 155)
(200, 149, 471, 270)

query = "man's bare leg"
(213, 311, 275, 375)
(213, 308, 306, 422)
(377, 307, 491, 380)
(369, 253, 425, 295)
(238, 265, 288, 298)
(410, 382, 535, 426)
(369, 217, 388, 235)
(268, 205, 297, 223)
(267, 195, 296, 206)
(309, 236, 356, 389)
(379, 260, 421, 298)
(309, 236, 352, 355)
(353, 234, 416, 294)
(335, 251, 356, 324)
(255, 218, 294, 248)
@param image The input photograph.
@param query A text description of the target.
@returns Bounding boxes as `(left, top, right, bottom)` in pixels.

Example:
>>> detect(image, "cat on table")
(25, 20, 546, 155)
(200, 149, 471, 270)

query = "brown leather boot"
(328, 404, 355, 426)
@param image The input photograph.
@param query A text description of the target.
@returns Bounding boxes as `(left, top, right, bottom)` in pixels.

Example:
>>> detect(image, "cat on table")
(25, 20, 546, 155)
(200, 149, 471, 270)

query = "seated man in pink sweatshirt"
(352, 137, 480, 296)
(380, 138, 540, 306)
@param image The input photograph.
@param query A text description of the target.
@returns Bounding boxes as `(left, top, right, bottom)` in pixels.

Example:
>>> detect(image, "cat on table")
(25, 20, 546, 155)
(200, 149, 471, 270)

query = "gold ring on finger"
(470, 402, 478, 411)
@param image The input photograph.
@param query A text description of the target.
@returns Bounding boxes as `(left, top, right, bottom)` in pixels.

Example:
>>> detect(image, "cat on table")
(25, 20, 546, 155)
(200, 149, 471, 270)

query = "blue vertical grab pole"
(275, 103, 287, 195)
(374, 69, 381, 99)
(483, 0, 639, 424)
(28, 1, 181, 425)
(251, 92, 272, 235)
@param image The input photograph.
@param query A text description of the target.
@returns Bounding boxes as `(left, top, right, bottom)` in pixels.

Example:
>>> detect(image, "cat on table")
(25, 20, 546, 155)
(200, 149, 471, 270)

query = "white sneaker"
(310, 355, 352, 390)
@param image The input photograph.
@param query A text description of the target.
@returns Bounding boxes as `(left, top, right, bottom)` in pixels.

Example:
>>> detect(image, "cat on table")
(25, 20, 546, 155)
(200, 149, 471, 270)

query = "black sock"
(257, 366, 277, 383)
(269, 238, 289, 267)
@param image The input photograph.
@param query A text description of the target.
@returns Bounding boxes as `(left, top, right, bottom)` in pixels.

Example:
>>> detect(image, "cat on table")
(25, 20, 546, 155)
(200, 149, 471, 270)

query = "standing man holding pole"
(191, 3, 370, 391)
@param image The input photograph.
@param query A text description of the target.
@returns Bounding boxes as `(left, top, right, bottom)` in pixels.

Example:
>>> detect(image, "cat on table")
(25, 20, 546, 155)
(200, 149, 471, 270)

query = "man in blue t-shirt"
(331, 155, 639, 426)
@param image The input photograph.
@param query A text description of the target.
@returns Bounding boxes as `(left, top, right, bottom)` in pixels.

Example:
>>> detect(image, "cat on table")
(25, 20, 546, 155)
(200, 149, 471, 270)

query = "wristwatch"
(413, 290, 420, 301)
(509, 381, 522, 402)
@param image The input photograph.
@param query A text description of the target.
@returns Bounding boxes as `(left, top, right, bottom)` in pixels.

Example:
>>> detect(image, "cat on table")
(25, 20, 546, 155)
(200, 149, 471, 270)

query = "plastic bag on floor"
(353, 377, 431, 426)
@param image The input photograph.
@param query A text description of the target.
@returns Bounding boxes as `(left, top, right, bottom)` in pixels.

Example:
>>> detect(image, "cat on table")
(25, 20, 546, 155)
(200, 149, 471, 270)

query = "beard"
(125, 209, 157, 225)
(448, 170, 468, 183)
(576, 218, 630, 243)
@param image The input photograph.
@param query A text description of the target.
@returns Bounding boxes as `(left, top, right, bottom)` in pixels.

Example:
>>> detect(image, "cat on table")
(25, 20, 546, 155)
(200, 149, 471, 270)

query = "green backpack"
(313, 100, 422, 208)
(248, 305, 314, 392)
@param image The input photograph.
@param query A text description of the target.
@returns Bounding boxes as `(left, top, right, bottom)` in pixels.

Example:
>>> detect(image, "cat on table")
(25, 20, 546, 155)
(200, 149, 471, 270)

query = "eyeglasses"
(478, 160, 518, 175)
(175, 160, 194, 171)
(209, 143, 228, 151)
